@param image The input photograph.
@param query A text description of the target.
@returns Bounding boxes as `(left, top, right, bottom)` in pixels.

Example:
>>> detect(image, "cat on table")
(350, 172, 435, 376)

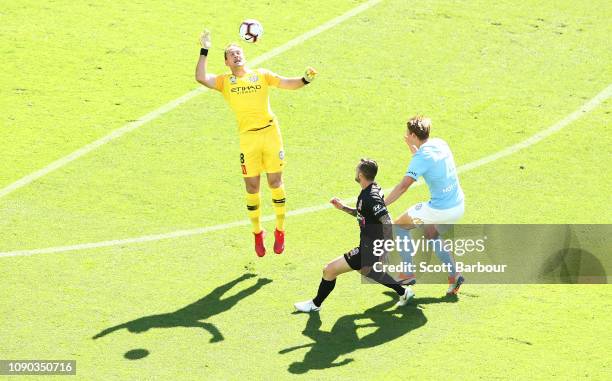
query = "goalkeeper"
(195, 29, 318, 257)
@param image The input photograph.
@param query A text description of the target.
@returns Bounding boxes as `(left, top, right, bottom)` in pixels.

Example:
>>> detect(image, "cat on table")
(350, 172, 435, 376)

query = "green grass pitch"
(1, 0, 611, 379)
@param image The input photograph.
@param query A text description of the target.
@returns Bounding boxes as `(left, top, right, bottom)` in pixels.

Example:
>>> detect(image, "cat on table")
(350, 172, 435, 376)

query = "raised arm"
(277, 67, 318, 90)
(195, 29, 218, 89)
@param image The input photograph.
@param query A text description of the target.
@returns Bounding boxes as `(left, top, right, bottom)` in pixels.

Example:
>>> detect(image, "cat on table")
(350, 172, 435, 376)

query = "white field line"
(458, 84, 612, 172)
(0, 0, 384, 200)
(1, 83, 610, 258)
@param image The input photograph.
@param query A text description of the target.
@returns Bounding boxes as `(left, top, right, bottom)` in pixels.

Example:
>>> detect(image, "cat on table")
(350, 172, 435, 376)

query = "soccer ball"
(239, 19, 263, 43)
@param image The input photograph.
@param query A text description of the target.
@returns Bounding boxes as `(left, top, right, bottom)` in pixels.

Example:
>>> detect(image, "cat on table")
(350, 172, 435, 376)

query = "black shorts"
(343, 241, 379, 271)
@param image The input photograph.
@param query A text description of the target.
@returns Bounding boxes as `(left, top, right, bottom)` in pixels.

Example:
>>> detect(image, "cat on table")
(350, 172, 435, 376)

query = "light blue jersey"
(406, 138, 464, 209)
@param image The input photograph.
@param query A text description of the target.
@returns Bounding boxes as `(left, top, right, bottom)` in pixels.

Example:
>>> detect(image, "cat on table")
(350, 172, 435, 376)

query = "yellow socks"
(246, 192, 262, 234)
(246, 186, 285, 233)
(270, 185, 286, 231)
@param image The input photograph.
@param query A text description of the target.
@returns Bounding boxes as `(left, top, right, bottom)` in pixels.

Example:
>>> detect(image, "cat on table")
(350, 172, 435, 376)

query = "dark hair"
(407, 116, 431, 140)
(357, 158, 378, 181)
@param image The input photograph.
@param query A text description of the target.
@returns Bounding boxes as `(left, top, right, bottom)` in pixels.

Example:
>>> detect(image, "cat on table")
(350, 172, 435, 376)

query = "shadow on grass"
(92, 273, 271, 347)
(540, 248, 607, 284)
(281, 292, 457, 373)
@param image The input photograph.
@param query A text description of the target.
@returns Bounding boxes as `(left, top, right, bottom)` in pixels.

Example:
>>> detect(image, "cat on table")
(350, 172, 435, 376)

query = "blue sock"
(432, 238, 456, 276)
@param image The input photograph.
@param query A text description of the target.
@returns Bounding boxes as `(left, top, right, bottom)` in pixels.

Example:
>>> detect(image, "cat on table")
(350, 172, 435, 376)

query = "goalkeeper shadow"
(91, 273, 272, 359)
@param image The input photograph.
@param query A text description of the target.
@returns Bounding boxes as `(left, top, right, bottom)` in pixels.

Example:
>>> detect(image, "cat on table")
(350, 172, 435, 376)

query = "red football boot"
(254, 231, 266, 257)
(273, 229, 285, 254)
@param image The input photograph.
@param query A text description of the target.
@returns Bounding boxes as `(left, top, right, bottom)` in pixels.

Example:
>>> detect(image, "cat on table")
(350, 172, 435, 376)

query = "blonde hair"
(224, 43, 243, 59)
(407, 115, 431, 140)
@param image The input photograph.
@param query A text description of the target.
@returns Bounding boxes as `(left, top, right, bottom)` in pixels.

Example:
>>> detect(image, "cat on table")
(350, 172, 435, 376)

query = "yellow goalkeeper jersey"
(214, 68, 281, 133)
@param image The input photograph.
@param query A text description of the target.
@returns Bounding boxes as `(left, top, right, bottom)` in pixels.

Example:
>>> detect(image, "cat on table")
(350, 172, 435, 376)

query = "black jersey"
(356, 182, 389, 241)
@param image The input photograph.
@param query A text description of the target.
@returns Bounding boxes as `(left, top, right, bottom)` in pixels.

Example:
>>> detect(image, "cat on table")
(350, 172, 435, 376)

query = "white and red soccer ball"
(239, 19, 263, 43)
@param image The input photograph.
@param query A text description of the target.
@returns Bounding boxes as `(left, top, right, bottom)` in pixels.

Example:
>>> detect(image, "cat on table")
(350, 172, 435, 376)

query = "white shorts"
(405, 201, 465, 226)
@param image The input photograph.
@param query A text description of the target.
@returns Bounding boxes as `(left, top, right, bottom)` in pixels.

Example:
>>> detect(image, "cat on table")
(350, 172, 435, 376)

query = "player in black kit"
(294, 159, 413, 312)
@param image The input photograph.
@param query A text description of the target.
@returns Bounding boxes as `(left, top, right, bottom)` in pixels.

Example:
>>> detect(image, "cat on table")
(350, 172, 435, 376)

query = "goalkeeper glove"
(302, 67, 318, 84)
(200, 29, 212, 49)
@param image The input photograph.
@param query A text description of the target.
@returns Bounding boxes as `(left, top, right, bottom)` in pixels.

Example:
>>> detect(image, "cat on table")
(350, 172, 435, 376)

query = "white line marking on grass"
(0, 89, 205, 199)
(0, 0, 384, 200)
(1, 83, 610, 258)
(458, 84, 612, 172)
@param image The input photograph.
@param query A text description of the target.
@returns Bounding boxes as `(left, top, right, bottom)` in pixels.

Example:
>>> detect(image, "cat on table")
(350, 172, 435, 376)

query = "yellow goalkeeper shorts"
(239, 122, 285, 177)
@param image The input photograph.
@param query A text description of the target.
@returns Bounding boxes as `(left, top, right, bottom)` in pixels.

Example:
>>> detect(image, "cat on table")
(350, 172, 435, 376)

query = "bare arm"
(341, 205, 358, 217)
(277, 67, 318, 90)
(195, 54, 218, 89)
(378, 213, 394, 263)
(195, 29, 217, 89)
(277, 76, 307, 90)
(379, 213, 394, 242)
(330, 197, 357, 217)
(385, 176, 416, 207)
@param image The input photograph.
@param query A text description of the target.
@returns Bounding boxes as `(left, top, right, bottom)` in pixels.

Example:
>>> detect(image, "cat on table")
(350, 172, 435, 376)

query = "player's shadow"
(281, 292, 456, 373)
(539, 248, 607, 284)
(92, 273, 271, 344)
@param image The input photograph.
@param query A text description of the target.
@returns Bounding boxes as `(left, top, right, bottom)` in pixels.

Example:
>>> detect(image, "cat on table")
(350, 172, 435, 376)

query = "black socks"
(313, 278, 336, 307)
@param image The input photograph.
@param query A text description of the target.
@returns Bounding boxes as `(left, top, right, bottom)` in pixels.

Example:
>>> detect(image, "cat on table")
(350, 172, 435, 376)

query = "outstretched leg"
(295, 255, 353, 312)
(313, 255, 353, 307)
(362, 267, 405, 296)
